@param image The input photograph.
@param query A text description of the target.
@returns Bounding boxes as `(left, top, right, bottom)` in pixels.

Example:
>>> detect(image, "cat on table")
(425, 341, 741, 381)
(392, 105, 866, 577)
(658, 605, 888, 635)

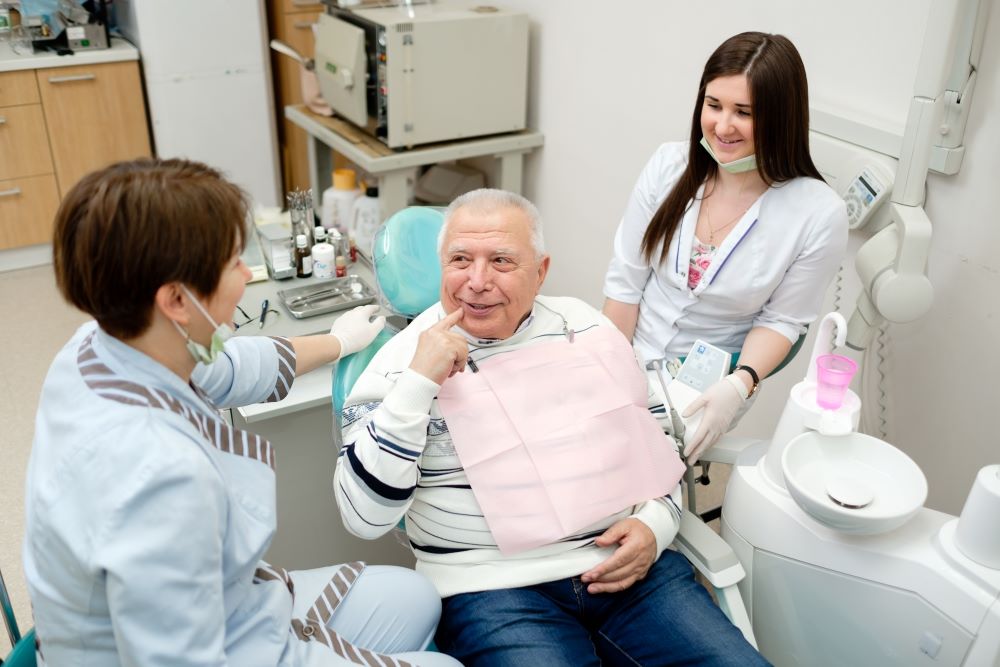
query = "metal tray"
(277, 275, 376, 319)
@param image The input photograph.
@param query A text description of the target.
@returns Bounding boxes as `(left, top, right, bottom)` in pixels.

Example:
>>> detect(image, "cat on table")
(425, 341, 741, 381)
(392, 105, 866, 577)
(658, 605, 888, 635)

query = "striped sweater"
(335, 295, 682, 597)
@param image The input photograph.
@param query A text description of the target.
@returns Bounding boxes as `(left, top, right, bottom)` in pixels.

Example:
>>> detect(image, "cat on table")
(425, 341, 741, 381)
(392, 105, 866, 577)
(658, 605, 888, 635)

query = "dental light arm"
(846, 203, 934, 350)
(845, 0, 988, 349)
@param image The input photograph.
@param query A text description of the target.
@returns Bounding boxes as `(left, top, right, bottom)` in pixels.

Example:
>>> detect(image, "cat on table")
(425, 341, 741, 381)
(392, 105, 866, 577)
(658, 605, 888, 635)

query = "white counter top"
(0, 35, 138, 72)
(234, 257, 384, 424)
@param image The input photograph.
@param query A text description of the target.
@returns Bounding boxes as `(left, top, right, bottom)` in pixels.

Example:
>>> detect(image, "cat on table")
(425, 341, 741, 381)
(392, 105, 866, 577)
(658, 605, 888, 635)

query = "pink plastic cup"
(815, 354, 858, 409)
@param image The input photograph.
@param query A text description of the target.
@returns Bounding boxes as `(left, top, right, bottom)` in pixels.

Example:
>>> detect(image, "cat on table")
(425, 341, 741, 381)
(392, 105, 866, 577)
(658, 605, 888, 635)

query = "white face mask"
(699, 135, 759, 174)
(172, 285, 234, 365)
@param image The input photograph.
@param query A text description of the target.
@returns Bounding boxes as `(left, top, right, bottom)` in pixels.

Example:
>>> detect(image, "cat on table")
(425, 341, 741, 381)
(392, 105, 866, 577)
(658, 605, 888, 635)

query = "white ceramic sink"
(781, 431, 927, 535)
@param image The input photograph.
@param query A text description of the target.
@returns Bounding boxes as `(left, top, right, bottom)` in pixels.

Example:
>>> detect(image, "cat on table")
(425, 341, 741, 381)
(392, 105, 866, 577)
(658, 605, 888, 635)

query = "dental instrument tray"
(277, 275, 376, 319)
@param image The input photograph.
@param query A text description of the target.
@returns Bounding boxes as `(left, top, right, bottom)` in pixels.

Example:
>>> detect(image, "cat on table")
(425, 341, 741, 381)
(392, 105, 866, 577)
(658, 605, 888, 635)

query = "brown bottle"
(295, 234, 313, 278)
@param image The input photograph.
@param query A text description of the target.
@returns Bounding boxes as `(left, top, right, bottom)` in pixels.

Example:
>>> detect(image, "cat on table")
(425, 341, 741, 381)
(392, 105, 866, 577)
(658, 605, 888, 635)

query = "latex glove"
(681, 375, 747, 464)
(330, 304, 386, 357)
(580, 518, 657, 594)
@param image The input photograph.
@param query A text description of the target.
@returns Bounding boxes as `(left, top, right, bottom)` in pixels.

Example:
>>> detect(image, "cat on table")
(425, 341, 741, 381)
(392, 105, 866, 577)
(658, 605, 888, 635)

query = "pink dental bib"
(436, 326, 684, 554)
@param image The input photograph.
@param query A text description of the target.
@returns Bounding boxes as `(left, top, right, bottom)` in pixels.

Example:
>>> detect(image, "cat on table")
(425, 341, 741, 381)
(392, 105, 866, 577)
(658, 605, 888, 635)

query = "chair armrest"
(673, 508, 745, 589)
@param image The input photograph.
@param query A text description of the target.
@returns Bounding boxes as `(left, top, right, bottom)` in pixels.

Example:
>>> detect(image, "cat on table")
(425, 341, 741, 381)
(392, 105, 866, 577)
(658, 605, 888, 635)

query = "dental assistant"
(603, 32, 848, 463)
(23, 158, 460, 666)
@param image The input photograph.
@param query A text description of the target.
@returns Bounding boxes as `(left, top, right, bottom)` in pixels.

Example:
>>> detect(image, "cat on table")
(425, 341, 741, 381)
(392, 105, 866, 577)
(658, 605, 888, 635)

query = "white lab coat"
(23, 323, 448, 667)
(604, 142, 848, 363)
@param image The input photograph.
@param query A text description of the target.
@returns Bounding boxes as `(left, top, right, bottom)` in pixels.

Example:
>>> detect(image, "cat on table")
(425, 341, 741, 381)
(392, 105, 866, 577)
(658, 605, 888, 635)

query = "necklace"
(703, 175, 752, 245)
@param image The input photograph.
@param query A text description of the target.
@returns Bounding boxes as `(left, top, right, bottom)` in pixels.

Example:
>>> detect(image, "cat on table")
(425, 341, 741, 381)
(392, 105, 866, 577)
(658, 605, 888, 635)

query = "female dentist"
(603, 32, 848, 463)
(23, 158, 461, 666)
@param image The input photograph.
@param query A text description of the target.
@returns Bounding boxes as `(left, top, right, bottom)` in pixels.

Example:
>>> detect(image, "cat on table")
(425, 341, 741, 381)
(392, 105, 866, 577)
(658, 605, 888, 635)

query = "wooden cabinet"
(268, 1, 325, 194)
(0, 69, 57, 250)
(37, 61, 151, 198)
(0, 59, 150, 251)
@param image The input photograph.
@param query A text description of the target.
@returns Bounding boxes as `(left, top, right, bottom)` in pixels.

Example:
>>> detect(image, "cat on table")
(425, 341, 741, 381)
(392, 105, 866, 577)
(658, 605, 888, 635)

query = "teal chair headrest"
(373, 206, 445, 319)
(333, 328, 397, 420)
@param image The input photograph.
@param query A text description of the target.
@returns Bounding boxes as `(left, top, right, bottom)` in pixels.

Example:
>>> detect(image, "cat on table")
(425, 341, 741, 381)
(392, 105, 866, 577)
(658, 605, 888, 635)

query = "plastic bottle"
(311, 242, 335, 279)
(350, 185, 382, 258)
(295, 234, 313, 278)
(321, 169, 361, 233)
(314, 225, 328, 247)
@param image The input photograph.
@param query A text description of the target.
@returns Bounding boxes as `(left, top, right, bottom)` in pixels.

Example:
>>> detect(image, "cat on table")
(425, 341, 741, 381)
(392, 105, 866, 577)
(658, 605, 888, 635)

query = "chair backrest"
(4, 628, 37, 667)
(1, 567, 36, 666)
(370, 206, 446, 319)
(333, 206, 445, 419)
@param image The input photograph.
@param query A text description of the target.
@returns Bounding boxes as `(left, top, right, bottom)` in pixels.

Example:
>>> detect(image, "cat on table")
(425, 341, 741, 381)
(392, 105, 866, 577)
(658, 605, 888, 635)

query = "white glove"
(330, 304, 386, 357)
(681, 374, 747, 464)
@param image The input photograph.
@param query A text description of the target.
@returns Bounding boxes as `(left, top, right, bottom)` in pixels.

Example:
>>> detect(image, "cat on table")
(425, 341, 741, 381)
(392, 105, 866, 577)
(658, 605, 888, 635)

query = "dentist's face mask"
(172, 285, 234, 364)
(699, 136, 759, 174)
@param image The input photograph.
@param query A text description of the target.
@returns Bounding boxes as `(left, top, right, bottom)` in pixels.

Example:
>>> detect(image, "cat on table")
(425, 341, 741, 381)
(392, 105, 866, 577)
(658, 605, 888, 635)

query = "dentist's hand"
(681, 375, 746, 464)
(581, 518, 657, 594)
(409, 309, 468, 384)
(330, 304, 386, 357)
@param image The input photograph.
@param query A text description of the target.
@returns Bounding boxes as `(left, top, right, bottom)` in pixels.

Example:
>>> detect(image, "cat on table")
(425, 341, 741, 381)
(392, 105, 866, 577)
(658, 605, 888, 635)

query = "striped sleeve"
(265, 336, 296, 402)
(335, 368, 440, 539)
(191, 335, 298, 409)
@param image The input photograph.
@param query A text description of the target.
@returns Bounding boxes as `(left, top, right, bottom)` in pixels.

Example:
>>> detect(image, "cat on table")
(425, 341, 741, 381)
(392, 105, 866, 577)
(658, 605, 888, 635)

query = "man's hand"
(580, 518, 657, 594)
(409, 309, 469, 384)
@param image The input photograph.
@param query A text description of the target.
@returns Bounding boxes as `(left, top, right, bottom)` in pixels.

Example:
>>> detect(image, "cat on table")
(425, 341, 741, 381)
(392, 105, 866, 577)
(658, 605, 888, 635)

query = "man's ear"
(535, 254, 550, 289)
(155, 282, 190, 327)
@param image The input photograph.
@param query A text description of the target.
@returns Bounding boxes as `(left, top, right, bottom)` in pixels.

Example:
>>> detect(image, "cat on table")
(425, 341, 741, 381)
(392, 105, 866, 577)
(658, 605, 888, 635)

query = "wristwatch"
(733, 364, 760, 398)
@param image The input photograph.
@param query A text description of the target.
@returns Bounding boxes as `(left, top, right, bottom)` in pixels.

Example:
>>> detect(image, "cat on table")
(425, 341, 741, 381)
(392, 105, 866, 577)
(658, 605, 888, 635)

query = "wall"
(459, 0, 997, 514)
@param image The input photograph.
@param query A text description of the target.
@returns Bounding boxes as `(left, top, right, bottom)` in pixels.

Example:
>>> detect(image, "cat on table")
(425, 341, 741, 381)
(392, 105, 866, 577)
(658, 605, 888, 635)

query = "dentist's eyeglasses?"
(233, 304, 281, 331)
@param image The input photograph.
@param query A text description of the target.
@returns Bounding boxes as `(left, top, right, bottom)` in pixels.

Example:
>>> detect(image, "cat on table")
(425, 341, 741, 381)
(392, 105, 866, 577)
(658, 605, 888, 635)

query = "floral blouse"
(688, 239, 717, 290)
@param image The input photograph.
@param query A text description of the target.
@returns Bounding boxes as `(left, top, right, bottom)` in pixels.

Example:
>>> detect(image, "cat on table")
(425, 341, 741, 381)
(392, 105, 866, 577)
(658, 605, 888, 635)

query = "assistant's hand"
(580, 518, 657, 594)
(330, 304, 386, 357)
(409, 309, 469, 385)
(682, 375, 746, 464)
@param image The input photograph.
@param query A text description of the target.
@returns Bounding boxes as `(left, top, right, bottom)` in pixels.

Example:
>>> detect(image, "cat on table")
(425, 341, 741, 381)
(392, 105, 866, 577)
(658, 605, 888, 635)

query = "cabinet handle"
(291, 0, 318, 6)
(293, 20, 317, 29)
(0, 187, 22, 198)
(0, 116, 6, 125)
(48, 73, 97, 84)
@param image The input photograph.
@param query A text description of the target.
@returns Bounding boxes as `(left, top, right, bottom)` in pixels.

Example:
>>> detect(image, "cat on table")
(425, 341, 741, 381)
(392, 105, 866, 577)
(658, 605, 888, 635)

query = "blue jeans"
(435, 550, 769, 666)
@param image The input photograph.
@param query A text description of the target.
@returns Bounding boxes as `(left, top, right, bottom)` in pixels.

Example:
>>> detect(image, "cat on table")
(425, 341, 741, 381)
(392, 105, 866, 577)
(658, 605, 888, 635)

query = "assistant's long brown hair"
(641, 32, 823, 264)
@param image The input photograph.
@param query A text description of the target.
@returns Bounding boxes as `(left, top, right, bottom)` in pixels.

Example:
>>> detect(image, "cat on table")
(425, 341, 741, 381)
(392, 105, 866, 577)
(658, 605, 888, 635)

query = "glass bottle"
(295, 234, 313, 278)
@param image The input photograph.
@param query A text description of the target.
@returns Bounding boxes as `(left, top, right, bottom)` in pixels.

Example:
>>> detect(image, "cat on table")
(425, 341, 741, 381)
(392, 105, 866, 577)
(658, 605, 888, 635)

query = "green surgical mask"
(173, 285, 234, 365)
(699, 136, 758, 174)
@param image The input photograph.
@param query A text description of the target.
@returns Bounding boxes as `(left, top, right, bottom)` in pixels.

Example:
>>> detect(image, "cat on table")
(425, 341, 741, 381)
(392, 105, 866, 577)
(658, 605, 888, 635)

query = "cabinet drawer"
(0, 70, 40, 106)
(0, 104, 54, 180)
(36, 60, 151, 196)
(0, 174, 60, 250)
(282, 0, 323, 12)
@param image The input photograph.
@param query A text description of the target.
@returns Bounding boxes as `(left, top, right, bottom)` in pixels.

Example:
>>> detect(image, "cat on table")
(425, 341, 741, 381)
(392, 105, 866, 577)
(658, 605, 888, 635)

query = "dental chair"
(1, 567, 36, 667)
(332, 206, 757, 648)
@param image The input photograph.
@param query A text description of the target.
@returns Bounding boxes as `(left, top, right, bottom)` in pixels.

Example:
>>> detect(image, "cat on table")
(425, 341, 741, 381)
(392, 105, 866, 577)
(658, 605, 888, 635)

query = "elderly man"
(335, 189, 767, 666)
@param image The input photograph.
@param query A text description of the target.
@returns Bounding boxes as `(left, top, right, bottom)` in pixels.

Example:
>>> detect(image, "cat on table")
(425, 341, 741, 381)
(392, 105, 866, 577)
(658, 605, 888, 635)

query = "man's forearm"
(334, 370, 439, 538)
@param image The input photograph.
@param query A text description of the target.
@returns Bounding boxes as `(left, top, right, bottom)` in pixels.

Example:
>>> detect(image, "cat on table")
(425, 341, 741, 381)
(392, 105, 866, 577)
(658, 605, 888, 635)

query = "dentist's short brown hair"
(53, 158, 248, 339)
